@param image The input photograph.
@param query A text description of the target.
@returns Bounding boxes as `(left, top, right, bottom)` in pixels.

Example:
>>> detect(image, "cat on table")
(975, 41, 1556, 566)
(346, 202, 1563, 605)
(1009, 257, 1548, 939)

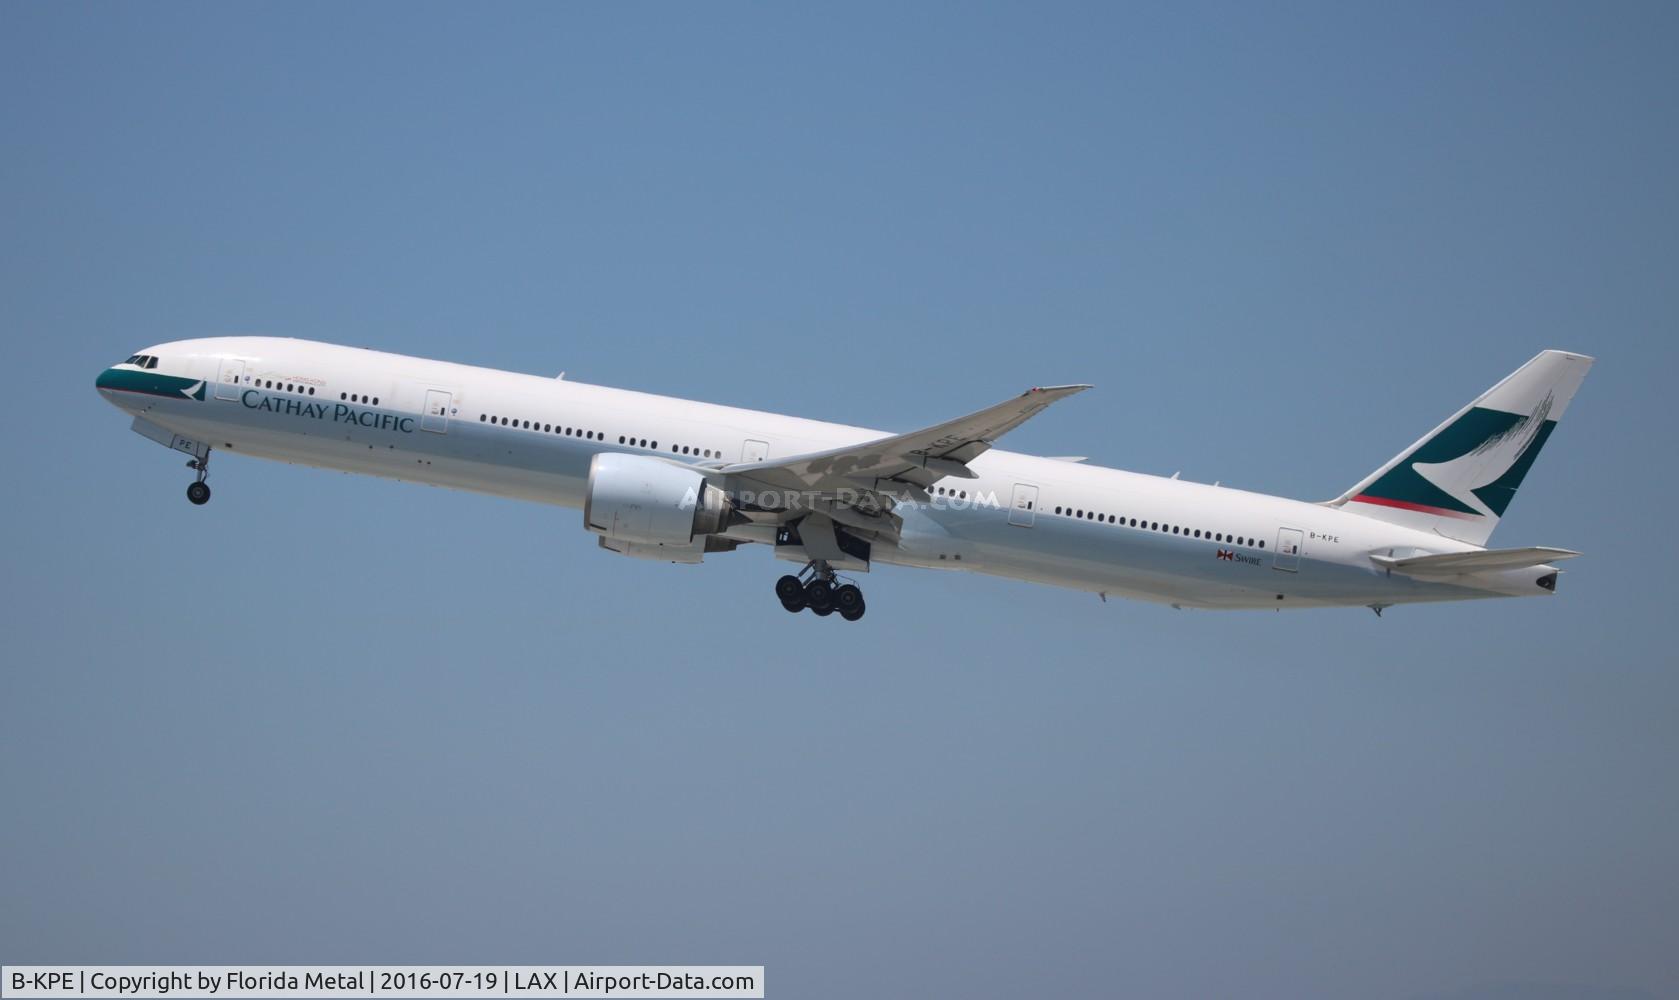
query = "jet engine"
(584, 452, 734, 547)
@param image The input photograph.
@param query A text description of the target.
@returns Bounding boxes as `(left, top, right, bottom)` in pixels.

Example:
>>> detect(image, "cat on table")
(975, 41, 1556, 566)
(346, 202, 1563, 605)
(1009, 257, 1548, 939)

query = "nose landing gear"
(775, 562, 866, 621)
(185, 452, 212, 506)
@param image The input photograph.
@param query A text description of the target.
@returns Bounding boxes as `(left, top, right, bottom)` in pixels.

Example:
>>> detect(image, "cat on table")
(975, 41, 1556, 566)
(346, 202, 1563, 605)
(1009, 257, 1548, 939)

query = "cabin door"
(1273, 528, 1304, 572)
(421, 389, 452, 433)
(214, 359, 244, 401)
(1007, 483, 1040, 527)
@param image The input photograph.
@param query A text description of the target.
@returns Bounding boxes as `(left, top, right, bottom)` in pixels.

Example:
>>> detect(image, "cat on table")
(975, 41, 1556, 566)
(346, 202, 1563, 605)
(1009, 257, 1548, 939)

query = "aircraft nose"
(95, 365, 153, 409)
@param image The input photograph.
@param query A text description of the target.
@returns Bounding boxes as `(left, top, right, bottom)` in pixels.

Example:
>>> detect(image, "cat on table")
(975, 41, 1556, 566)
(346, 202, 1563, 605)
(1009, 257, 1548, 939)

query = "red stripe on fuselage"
(1350, 494, 1480, 519)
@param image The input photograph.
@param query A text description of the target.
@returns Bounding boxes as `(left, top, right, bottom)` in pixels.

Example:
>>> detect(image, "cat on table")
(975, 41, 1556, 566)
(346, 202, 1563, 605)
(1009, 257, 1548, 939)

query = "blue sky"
(3, 4, 1676, 998)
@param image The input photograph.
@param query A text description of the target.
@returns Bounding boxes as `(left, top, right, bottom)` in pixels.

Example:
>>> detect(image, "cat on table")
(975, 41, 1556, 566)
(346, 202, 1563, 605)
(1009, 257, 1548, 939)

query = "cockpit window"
(124, 354, 159, 369)
(144, 356, 158, 369)
(125, 355, 140, 365)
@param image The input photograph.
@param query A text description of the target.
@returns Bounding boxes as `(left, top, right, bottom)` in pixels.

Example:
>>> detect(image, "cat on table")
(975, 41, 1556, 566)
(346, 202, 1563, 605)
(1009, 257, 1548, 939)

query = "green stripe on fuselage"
(95, 368, 206, 401)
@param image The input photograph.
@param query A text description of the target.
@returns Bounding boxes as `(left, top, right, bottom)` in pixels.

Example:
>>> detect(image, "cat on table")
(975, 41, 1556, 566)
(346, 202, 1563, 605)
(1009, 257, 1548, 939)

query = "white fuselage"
(97, 337, 1561, 611)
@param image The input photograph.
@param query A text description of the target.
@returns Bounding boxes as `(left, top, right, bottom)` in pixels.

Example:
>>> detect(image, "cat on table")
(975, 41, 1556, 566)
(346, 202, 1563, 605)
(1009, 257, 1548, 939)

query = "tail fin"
(1327, 350, 1593, 546)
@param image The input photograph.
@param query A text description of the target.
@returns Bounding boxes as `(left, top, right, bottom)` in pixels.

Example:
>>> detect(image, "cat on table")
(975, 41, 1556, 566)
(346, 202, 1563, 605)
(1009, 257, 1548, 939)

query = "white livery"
(97, 339, 1593, 619)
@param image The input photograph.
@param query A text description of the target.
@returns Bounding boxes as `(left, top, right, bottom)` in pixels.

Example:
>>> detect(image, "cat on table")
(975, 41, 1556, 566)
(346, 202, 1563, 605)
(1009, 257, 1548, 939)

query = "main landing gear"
(185, 451, 212, 506)
(776, 562, 866, 621)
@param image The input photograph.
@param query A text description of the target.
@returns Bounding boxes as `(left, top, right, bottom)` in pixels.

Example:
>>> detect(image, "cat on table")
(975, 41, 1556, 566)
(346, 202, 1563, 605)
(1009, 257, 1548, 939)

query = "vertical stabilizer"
(1327, 350, 1592, 545)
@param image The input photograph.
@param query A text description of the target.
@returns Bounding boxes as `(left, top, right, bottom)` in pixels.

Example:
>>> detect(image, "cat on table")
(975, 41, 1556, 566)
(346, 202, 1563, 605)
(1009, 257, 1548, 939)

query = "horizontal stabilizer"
(1370, 546, 1580, 578)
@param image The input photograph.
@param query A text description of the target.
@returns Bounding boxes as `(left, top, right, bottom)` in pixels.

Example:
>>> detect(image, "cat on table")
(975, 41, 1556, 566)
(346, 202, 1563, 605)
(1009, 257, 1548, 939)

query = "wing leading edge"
(721, 384, 1090, 500)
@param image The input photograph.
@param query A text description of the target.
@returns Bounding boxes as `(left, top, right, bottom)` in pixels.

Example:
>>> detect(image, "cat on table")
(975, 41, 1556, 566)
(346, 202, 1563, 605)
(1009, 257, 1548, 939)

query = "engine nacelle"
(584, 452, 733, 546)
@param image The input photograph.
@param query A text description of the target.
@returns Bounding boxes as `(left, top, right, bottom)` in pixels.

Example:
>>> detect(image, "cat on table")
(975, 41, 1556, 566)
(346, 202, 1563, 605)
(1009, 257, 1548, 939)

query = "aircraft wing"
(1370, 546, 1580, 578)
(719, 384, 1090, 532)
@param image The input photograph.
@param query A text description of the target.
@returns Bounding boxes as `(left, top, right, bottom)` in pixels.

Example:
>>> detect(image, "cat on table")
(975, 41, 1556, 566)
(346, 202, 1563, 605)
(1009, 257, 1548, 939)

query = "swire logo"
(1216, 549, 1234, 561)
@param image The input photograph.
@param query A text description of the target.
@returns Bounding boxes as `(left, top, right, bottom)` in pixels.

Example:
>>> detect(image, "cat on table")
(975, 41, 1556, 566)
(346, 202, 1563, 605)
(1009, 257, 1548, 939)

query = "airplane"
(96, 338, 1592, 619)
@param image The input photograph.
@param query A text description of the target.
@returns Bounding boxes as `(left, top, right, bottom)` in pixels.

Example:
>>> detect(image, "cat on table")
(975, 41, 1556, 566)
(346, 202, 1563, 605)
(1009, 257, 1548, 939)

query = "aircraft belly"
(892, 505, 1501, 610)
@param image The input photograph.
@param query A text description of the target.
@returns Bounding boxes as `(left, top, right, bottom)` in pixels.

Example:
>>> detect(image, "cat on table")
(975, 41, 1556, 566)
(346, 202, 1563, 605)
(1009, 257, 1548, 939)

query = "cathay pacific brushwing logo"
(1353, 394, 1559, 519)
(1411, 393, 1553, 519)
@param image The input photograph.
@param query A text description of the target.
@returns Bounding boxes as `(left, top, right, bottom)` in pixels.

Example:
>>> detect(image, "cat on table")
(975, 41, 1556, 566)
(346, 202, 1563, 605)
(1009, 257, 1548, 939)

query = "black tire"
(775, 575, 805, 603)
(812, 604, 835, 617)
(833, 584, 863, 613)
(840, 599, 866, 622)
(186, 482, 211, 505)
(804, 579, 834, 612)
(780, 596, 805, 613)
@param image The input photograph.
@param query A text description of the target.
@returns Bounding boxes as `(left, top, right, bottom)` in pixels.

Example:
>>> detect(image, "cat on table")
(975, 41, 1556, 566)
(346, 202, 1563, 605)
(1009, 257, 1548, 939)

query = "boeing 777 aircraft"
(96, 339, 1591, 619)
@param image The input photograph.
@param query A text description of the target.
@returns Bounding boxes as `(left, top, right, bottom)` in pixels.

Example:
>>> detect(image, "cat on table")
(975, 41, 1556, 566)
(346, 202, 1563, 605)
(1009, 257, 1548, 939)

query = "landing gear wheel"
(186, 481, 211, 506)
(775, 575, 805, 605)
(835, 585, 865, 621)
(804, 579, 834, 613)
(833, 584, 863, 615)
(811, 604, 835, 617)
